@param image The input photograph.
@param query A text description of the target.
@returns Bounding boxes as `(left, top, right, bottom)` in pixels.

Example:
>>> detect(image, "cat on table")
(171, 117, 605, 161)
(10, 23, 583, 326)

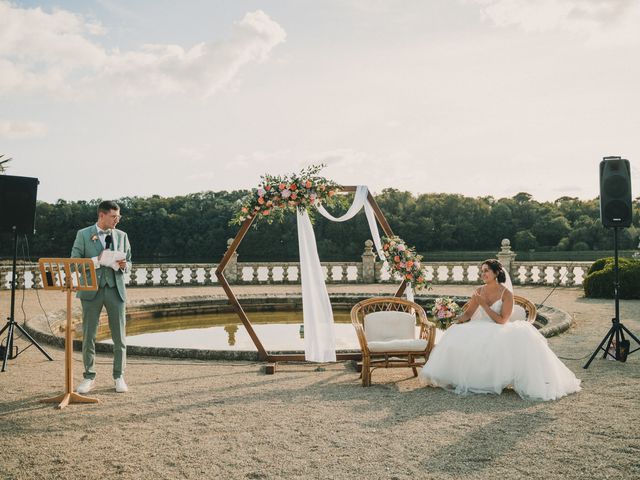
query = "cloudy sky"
(1, 0, 639, 202)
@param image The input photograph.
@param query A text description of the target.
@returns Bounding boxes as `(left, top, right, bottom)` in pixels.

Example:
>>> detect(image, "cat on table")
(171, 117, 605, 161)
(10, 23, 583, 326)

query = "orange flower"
(266, 200, 273, 207)
(319, 185, 326, 191)
(406, 274, 413, 280)
(263, 210, 270, 216)
(279, 183, 286, 190)
(241, 207, 248, 213)
(290, 192, 297, 200)
(258, 197, 265, 205)
(417, 276, 424, 283)
(328, 190, 335, 197)
(265, 185, 272, 191)
(394, 255, 401, 263)
(290, 183, 297, 191)
(383, 244, 389, 250)
(406, 260, 414, 268)
(305, 180, 312, 188)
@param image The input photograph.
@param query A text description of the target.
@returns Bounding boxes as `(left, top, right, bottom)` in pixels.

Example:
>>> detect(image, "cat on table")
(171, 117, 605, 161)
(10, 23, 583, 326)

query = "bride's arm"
(477, 289, 514, 324)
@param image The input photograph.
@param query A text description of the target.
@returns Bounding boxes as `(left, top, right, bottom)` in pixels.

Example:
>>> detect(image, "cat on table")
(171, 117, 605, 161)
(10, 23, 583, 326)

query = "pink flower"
(257, 187, 266, 197)
(281, 189, 291, 199)
(397, 244, 406, 252)
(91, 235, 98, 242)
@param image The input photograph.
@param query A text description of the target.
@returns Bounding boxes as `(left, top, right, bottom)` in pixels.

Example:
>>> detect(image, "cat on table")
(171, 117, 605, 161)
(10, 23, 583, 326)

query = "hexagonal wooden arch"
(215, 186, 407, 364)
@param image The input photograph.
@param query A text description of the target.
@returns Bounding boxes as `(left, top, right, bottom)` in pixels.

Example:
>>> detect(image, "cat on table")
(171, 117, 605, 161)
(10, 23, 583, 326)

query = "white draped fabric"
(297, 185, 388, 362)
(296, 210, 337, 362)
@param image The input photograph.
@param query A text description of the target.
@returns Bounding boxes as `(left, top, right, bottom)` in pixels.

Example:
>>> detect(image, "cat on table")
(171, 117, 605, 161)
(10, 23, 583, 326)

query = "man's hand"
(117, 259, 127, 270)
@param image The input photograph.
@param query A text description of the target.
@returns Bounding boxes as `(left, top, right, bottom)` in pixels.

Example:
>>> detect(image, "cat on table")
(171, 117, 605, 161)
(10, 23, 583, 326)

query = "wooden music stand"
(39, 258, 100, 409)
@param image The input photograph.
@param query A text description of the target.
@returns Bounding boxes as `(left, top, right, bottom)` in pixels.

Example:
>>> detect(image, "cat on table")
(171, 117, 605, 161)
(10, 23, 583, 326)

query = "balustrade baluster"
(160, 266, 169, 286)
(175, 267, 184, 286)
(267, 266, 274, 284)
(326, 265, 334, 283)
(524, 265, 533, 284)
(432, 266, 440, 284)
(553, 266, 562, 286)
(0, 268, 7, 290)
(341, 265, 349, 283)
(190, 266, 199, 285)
(537, 265, 547, 284)
(252, 266, 259, 284)
(31, 267, 41, 289)
(129, 266, 138, 286)
(282, 265, 289, 284)
(16, 269, 25, 289)
(462, 265, 469, 283)
(204, 267, 213, 285)
(446, 265, 454, 283)
(145, 267, 154, 286)
(566, 266, 575, 287)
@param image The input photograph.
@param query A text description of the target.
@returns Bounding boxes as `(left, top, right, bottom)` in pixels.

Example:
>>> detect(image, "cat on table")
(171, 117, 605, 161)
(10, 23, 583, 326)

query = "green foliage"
(0, 154, 11, 173)
(1, 189, 638, 262)
(583, 257, 640, 299)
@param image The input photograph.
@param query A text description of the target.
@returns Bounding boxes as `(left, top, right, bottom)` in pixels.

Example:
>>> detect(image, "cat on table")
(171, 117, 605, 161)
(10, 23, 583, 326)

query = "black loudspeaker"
(0, 175, 39, 234)
(600, 156, 632, 228)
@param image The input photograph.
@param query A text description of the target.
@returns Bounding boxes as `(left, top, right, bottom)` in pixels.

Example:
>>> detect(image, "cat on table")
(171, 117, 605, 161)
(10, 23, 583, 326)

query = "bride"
(419, 259, 581, 401)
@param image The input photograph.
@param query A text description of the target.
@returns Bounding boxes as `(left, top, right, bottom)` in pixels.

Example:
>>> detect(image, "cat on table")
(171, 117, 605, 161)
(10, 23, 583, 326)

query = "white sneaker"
(114, 376, 128, 393)
(76, 378, 95, 394)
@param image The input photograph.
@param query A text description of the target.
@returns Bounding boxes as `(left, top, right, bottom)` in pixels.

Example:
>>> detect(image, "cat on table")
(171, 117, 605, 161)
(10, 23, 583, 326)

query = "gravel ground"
(1, 284, 639, 479)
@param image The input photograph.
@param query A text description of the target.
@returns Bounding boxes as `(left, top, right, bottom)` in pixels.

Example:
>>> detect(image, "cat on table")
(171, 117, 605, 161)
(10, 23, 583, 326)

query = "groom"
(71, 200, 132, 394)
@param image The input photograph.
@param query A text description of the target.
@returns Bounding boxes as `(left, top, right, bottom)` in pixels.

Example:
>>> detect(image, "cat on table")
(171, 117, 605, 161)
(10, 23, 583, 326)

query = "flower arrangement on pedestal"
(230, 164, 342, 225)
(381, 236, 431, 291)
(431, 297, 462, 330)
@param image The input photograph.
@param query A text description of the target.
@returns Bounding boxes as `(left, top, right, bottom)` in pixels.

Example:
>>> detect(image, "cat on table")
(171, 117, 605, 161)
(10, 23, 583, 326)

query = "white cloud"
(471, 0, 640, 44)
(0, 2, 286, 97)
(0, 120, 47, 139)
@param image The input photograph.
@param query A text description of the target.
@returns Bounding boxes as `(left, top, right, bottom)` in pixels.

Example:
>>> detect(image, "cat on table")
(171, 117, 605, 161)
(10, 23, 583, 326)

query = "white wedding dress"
(419, 291, 581, 401)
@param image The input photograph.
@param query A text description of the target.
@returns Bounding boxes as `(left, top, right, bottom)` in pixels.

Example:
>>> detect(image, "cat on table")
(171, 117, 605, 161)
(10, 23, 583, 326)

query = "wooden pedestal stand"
(39, 258, 100, 409)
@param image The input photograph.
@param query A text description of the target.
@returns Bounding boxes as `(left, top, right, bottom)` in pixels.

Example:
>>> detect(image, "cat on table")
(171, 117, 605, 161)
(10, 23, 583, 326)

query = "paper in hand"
(99, 250, 127, 270)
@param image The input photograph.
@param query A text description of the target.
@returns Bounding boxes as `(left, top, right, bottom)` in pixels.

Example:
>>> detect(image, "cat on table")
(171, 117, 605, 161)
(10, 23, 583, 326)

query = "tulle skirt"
(419, 320, 581, 401)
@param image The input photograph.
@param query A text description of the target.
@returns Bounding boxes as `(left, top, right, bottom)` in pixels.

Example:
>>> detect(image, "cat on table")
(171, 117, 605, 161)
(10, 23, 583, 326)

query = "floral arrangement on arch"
(230, 164, 343, 225)
(381, 235, 431, 291)
(431, 297, 462, 330)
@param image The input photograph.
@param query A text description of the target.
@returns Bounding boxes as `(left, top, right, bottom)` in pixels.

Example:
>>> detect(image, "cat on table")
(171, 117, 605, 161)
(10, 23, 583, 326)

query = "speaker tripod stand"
(1, 226, 53, 372)
(584, 227, 640, 368)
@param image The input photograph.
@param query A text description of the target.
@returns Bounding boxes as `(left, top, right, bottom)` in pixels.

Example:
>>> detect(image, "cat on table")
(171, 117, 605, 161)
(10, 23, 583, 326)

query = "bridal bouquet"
(431, 297, 462, 329)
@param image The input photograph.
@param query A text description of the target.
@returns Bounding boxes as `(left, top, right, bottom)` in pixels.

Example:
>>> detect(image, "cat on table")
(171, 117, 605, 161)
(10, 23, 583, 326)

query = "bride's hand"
(472, 290, 487, 308)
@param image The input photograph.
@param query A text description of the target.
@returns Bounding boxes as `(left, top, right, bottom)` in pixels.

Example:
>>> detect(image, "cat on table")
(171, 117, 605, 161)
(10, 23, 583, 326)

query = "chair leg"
(362, 357, 371, 387)
(409, 354, 418, 376)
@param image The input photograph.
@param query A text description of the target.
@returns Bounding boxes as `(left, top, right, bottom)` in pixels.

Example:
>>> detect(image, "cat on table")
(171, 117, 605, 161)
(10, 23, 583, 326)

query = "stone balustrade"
(0, 238, 597, 289)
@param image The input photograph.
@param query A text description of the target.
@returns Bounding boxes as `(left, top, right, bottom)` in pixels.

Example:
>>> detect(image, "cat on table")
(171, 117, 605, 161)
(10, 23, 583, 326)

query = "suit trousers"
(81, 286, 126, 380)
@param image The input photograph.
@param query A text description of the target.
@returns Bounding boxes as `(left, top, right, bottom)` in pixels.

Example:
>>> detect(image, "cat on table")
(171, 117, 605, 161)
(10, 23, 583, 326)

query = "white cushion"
(368, 339, 428, 353)
(510, 304, 527, 322)
(364, 311, 415, 342)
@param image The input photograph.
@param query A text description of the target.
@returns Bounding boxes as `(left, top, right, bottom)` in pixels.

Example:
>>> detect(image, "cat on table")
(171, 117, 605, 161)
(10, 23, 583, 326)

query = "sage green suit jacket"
(70, 225, 132, 302)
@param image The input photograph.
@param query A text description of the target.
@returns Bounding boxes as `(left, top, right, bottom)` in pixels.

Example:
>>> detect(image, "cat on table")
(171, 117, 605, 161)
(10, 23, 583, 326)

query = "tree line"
(1, 190, 638, 262)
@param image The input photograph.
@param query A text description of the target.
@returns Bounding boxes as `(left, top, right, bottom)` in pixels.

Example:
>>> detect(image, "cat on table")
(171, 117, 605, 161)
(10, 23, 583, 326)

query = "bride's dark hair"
(483, 259, 506, 283)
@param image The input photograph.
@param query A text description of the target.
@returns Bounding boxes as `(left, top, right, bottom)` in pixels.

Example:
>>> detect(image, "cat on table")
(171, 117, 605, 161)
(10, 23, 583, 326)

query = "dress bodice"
(470, 299, 503, 323)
